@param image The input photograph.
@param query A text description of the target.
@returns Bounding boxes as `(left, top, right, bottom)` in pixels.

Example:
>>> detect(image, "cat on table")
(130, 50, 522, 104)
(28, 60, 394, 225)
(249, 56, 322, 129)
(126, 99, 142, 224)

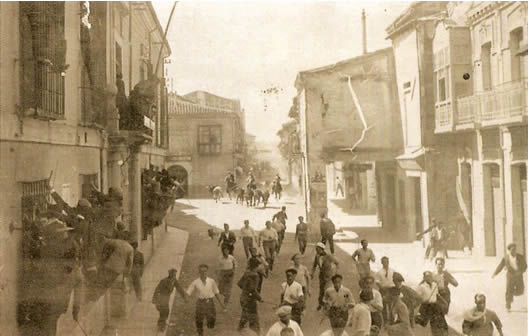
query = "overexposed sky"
(153, 1, 411, 142)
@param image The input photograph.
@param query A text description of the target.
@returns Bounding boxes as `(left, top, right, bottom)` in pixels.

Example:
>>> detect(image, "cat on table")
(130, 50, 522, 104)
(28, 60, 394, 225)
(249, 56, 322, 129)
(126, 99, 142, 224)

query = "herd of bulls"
(207, 181, 282, 208)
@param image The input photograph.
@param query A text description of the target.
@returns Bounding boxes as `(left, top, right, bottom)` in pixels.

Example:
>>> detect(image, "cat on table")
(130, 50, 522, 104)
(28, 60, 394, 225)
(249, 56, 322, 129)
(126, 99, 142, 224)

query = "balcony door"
(481, 42, 492, 91)
(510, 28, 523, 82)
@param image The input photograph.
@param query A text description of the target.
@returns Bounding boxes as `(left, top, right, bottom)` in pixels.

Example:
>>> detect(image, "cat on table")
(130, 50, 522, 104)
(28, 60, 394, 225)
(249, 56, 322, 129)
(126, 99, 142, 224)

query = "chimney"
(362, 9, 367, 55)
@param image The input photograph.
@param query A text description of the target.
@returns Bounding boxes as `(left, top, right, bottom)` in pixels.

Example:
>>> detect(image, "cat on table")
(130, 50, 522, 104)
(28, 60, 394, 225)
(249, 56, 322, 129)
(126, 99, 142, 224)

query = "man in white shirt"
(364, 276, 383, 333)
(349, 289, 373, 336)
(281, 268, 305, 325)
(415, 271, 448, 336)
(186, 264, 226, 336)
(240, 219, 258, 259)
(351, 239, 376, 279)
(323, 274, 354, 330)
(266, 305, 304, 336)
(259, 221, 279, 271)
(375, 256, 395, 320)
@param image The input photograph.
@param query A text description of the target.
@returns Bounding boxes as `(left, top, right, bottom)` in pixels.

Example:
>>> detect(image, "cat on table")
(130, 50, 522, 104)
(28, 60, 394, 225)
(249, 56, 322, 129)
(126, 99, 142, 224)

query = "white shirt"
(186, 277, 219, 299)
(293, 264, 309, 288)
(240, 226, 257, 239)
(508, 253, 519, 271)
(320, 330, 350, 336)
(416, 281, 438, 303)
(349, 303, 371, 336)
(281, 281, 304, 304)
(376, 267, 395, 288)
(218, 255, 236, 270)
(266, 320, 304, 336)
(367, 288, 383, 313)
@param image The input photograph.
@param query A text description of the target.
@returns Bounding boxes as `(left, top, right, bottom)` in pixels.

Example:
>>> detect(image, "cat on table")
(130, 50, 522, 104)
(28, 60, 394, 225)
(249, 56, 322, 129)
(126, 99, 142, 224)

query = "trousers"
(239, 297, 260, 332)
(195, 298, 216, 335)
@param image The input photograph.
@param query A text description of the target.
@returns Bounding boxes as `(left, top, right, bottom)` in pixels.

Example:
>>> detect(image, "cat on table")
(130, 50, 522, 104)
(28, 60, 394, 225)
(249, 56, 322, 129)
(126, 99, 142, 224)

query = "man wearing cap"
(152, 268, 187, 331)
(265, 306, 304, 336)
(281, 268, 305, 325)
(392, 272, 421, 328)
(349, 289, 373, 336)
(351, 239, 376, 280)
(312, 242, 339, 311)
(238, 257, 263, 333)
(462, 294, 504, 336)
(218, 223, 237, 255)
(416, 271, 448, 336)
(295, 216, 309, 255)
(241, 219, 258, 259)
(323, 274, 354, 330)
(259, 221, 279, 271)
(492, 242, 527, 311)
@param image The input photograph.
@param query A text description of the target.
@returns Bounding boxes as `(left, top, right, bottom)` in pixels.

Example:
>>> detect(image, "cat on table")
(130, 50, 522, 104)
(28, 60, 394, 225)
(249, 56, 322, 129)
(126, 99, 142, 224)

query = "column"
(472, 130, 486, 257)
(502, 127, 514, 249)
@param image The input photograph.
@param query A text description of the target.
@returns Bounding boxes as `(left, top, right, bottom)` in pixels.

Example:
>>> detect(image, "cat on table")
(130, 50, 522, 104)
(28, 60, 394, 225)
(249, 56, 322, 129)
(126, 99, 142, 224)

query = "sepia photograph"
(0, 1, 527, 335)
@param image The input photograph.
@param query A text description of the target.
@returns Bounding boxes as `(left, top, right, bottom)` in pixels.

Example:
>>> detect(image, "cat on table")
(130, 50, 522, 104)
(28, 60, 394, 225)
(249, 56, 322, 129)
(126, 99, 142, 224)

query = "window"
(438, 77, 447, 102)
(481, 42, 492, 90)
(21, 180, 51, 259)
(116, 42, 122, 76)
(198, 125, 222, 155)
(510, 28, 523, 82)
(20, 2, 66, 119)
(80, 173, 99, 199)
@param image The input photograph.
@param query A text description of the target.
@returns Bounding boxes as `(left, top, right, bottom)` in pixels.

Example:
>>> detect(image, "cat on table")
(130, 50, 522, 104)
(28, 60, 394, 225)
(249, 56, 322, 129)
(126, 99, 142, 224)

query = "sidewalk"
(337, 239, 527, 335)
(100, 225, 189, 336)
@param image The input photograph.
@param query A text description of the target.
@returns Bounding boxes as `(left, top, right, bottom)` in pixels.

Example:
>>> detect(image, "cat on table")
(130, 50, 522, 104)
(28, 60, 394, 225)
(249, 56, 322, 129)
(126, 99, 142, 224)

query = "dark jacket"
(152, 276, 186, 307)
(238, 270, 262, 302)
(320, 218, 336, 237)
(493, 253, 527, 275)
(219, 231, 237, 246)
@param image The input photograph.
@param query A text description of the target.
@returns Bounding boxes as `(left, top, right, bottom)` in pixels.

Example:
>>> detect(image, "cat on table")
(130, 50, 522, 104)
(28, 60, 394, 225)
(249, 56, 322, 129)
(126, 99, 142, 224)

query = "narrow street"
(165, 195, 461, 336)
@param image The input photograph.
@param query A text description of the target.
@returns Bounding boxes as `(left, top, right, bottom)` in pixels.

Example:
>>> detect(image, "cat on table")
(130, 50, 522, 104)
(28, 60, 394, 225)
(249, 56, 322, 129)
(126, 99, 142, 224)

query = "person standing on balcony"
(492, 243, 527, 311)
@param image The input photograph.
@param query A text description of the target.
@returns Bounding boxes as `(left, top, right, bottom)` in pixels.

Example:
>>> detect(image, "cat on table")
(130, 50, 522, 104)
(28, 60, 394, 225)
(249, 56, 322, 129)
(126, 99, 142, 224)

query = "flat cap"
(316, 242, 326, 249)
(276, 305, 292, 316)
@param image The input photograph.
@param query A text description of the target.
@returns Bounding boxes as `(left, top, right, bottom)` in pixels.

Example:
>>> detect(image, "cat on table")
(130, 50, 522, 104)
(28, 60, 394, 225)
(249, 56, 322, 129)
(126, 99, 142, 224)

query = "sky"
(153, 1, 411, 142)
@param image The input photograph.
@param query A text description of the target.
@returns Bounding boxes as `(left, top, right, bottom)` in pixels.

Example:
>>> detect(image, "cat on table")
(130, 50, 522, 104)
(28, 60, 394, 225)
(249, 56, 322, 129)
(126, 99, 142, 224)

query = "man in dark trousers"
(272, 206, 288, 254)
(130, 241, 144, 301)
(218, 223, 237, 255)
(320, 212, 336, 254)
(311, 242, 339, 311)
(492, 243, 527, 311)
(295, 216, 309, 255)
(238, 258, 263, 333)
(152, 268, 187, 332)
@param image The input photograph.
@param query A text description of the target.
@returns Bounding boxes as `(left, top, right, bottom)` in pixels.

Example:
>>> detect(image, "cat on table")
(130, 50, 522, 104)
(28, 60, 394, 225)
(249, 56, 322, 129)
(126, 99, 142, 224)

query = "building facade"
(295, 48, 404, 235)
(168, 91, 246, 197)
(0, 2, 171, 335)
(433, 2, 528, 257)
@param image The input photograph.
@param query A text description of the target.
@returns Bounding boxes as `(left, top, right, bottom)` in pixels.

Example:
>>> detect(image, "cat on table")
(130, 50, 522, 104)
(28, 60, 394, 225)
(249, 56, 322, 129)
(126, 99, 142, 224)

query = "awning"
(396, 147, 425, 171)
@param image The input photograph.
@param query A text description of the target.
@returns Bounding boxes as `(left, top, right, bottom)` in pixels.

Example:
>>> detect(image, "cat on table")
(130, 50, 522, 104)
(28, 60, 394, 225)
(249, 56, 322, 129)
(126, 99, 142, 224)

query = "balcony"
(434, 100, 453, 133)
(456, 79, 528, 130)
(81, 87, 106, 128)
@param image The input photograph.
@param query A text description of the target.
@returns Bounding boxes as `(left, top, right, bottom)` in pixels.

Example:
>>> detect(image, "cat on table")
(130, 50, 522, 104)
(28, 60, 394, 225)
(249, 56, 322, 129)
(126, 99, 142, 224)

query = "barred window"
(198, 125, 222, 155)
(80, 173, 99, 199)
(20, 2, 66, 119)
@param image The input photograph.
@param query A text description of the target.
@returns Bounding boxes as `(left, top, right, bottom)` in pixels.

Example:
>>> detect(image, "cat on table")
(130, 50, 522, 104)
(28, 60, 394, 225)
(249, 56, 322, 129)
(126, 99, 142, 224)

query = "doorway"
(483, 164, 503, 256)
(512, 164, 527, 255)
(412, 177, 424, 235)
